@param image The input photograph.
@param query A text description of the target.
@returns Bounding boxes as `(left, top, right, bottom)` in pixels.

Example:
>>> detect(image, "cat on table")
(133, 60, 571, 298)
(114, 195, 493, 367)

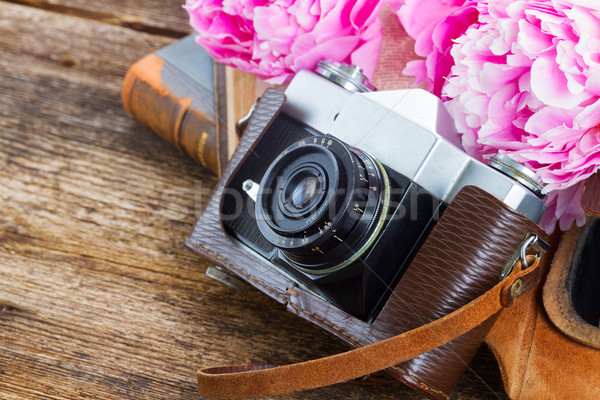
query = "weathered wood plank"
(3, 0, 191, 37)
(0, 2, 508, 399)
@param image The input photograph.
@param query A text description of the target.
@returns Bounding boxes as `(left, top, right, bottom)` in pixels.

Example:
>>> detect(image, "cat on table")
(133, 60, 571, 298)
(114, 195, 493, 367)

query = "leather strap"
(197, 257, 541, 400)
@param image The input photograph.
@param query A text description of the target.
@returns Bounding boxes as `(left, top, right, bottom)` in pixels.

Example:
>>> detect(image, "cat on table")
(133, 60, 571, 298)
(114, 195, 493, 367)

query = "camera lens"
(280, 165, 325, 217)
(255, 136, 390, 274)
(290, 175, 318, 208)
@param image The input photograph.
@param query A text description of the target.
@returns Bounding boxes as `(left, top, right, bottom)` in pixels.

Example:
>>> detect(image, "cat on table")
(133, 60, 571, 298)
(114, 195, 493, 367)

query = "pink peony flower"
(185, 0, 385, 84)
(444, 0, 600, 231)
(398, 0, 600, 231)
(391, 0, 479, 96)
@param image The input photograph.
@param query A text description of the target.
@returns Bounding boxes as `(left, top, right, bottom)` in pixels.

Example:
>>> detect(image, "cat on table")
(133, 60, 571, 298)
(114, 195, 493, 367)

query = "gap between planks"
(1, 0, 191, 38)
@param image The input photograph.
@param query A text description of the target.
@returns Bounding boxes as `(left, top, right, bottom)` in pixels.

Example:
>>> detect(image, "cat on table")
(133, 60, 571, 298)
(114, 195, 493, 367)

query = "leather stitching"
(188, 240, 450, 399)
(190, 241, 287, 303)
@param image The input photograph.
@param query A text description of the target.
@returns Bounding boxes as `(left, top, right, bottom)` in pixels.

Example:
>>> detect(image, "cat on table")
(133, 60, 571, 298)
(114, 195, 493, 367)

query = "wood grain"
(4, 0, 191, 37)
(224, 68, 256, 158)
(0, 2, 507, 399)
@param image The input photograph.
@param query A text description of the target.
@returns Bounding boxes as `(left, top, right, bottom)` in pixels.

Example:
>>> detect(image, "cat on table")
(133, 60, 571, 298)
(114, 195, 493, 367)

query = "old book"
(121, 35, 255, 176)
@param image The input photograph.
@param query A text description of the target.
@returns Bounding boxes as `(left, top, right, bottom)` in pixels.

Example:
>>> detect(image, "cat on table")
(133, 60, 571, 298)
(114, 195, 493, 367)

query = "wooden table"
(0, 2, 508, 399)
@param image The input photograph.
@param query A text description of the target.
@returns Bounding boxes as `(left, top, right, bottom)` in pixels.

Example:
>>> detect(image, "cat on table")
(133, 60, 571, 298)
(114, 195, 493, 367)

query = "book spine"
(121, 53, 224, 176)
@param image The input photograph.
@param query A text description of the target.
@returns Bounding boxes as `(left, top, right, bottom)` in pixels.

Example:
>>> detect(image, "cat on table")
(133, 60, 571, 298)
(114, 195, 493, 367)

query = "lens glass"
(287, 173, 320, 210)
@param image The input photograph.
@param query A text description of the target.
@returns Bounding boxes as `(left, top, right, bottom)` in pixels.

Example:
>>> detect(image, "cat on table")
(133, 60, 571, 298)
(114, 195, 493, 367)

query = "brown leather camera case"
(186, 88, 548, 400)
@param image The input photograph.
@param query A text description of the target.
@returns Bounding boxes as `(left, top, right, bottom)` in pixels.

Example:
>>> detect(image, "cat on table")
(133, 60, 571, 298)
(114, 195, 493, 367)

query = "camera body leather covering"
(186, 88, 548, 400)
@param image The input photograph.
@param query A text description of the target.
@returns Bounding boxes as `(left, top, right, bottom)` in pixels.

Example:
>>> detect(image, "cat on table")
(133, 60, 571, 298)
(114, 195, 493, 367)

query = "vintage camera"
(220, 62, 546, 322)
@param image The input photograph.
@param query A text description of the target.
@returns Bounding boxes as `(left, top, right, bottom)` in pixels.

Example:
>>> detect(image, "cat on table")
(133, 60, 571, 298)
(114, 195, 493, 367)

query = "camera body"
(220, 64, 546, 322)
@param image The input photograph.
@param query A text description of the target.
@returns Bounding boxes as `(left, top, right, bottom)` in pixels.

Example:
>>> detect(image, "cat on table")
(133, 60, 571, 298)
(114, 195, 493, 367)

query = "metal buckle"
(499, 233, 549, 281)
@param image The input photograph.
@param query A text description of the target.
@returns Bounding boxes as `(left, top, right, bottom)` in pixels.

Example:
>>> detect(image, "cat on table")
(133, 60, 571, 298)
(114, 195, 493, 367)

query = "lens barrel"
(255, 136, 390, 274)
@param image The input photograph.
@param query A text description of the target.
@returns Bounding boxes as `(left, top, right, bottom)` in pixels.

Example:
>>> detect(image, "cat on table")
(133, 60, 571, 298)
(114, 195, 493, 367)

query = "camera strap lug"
(242, 180, 259, 203)
(235, 101, 258, 138)
(500, 232, 549, 281)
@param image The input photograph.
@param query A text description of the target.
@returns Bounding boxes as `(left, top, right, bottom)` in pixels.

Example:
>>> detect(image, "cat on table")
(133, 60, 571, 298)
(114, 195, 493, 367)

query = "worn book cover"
(121, 35, 255, 176)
